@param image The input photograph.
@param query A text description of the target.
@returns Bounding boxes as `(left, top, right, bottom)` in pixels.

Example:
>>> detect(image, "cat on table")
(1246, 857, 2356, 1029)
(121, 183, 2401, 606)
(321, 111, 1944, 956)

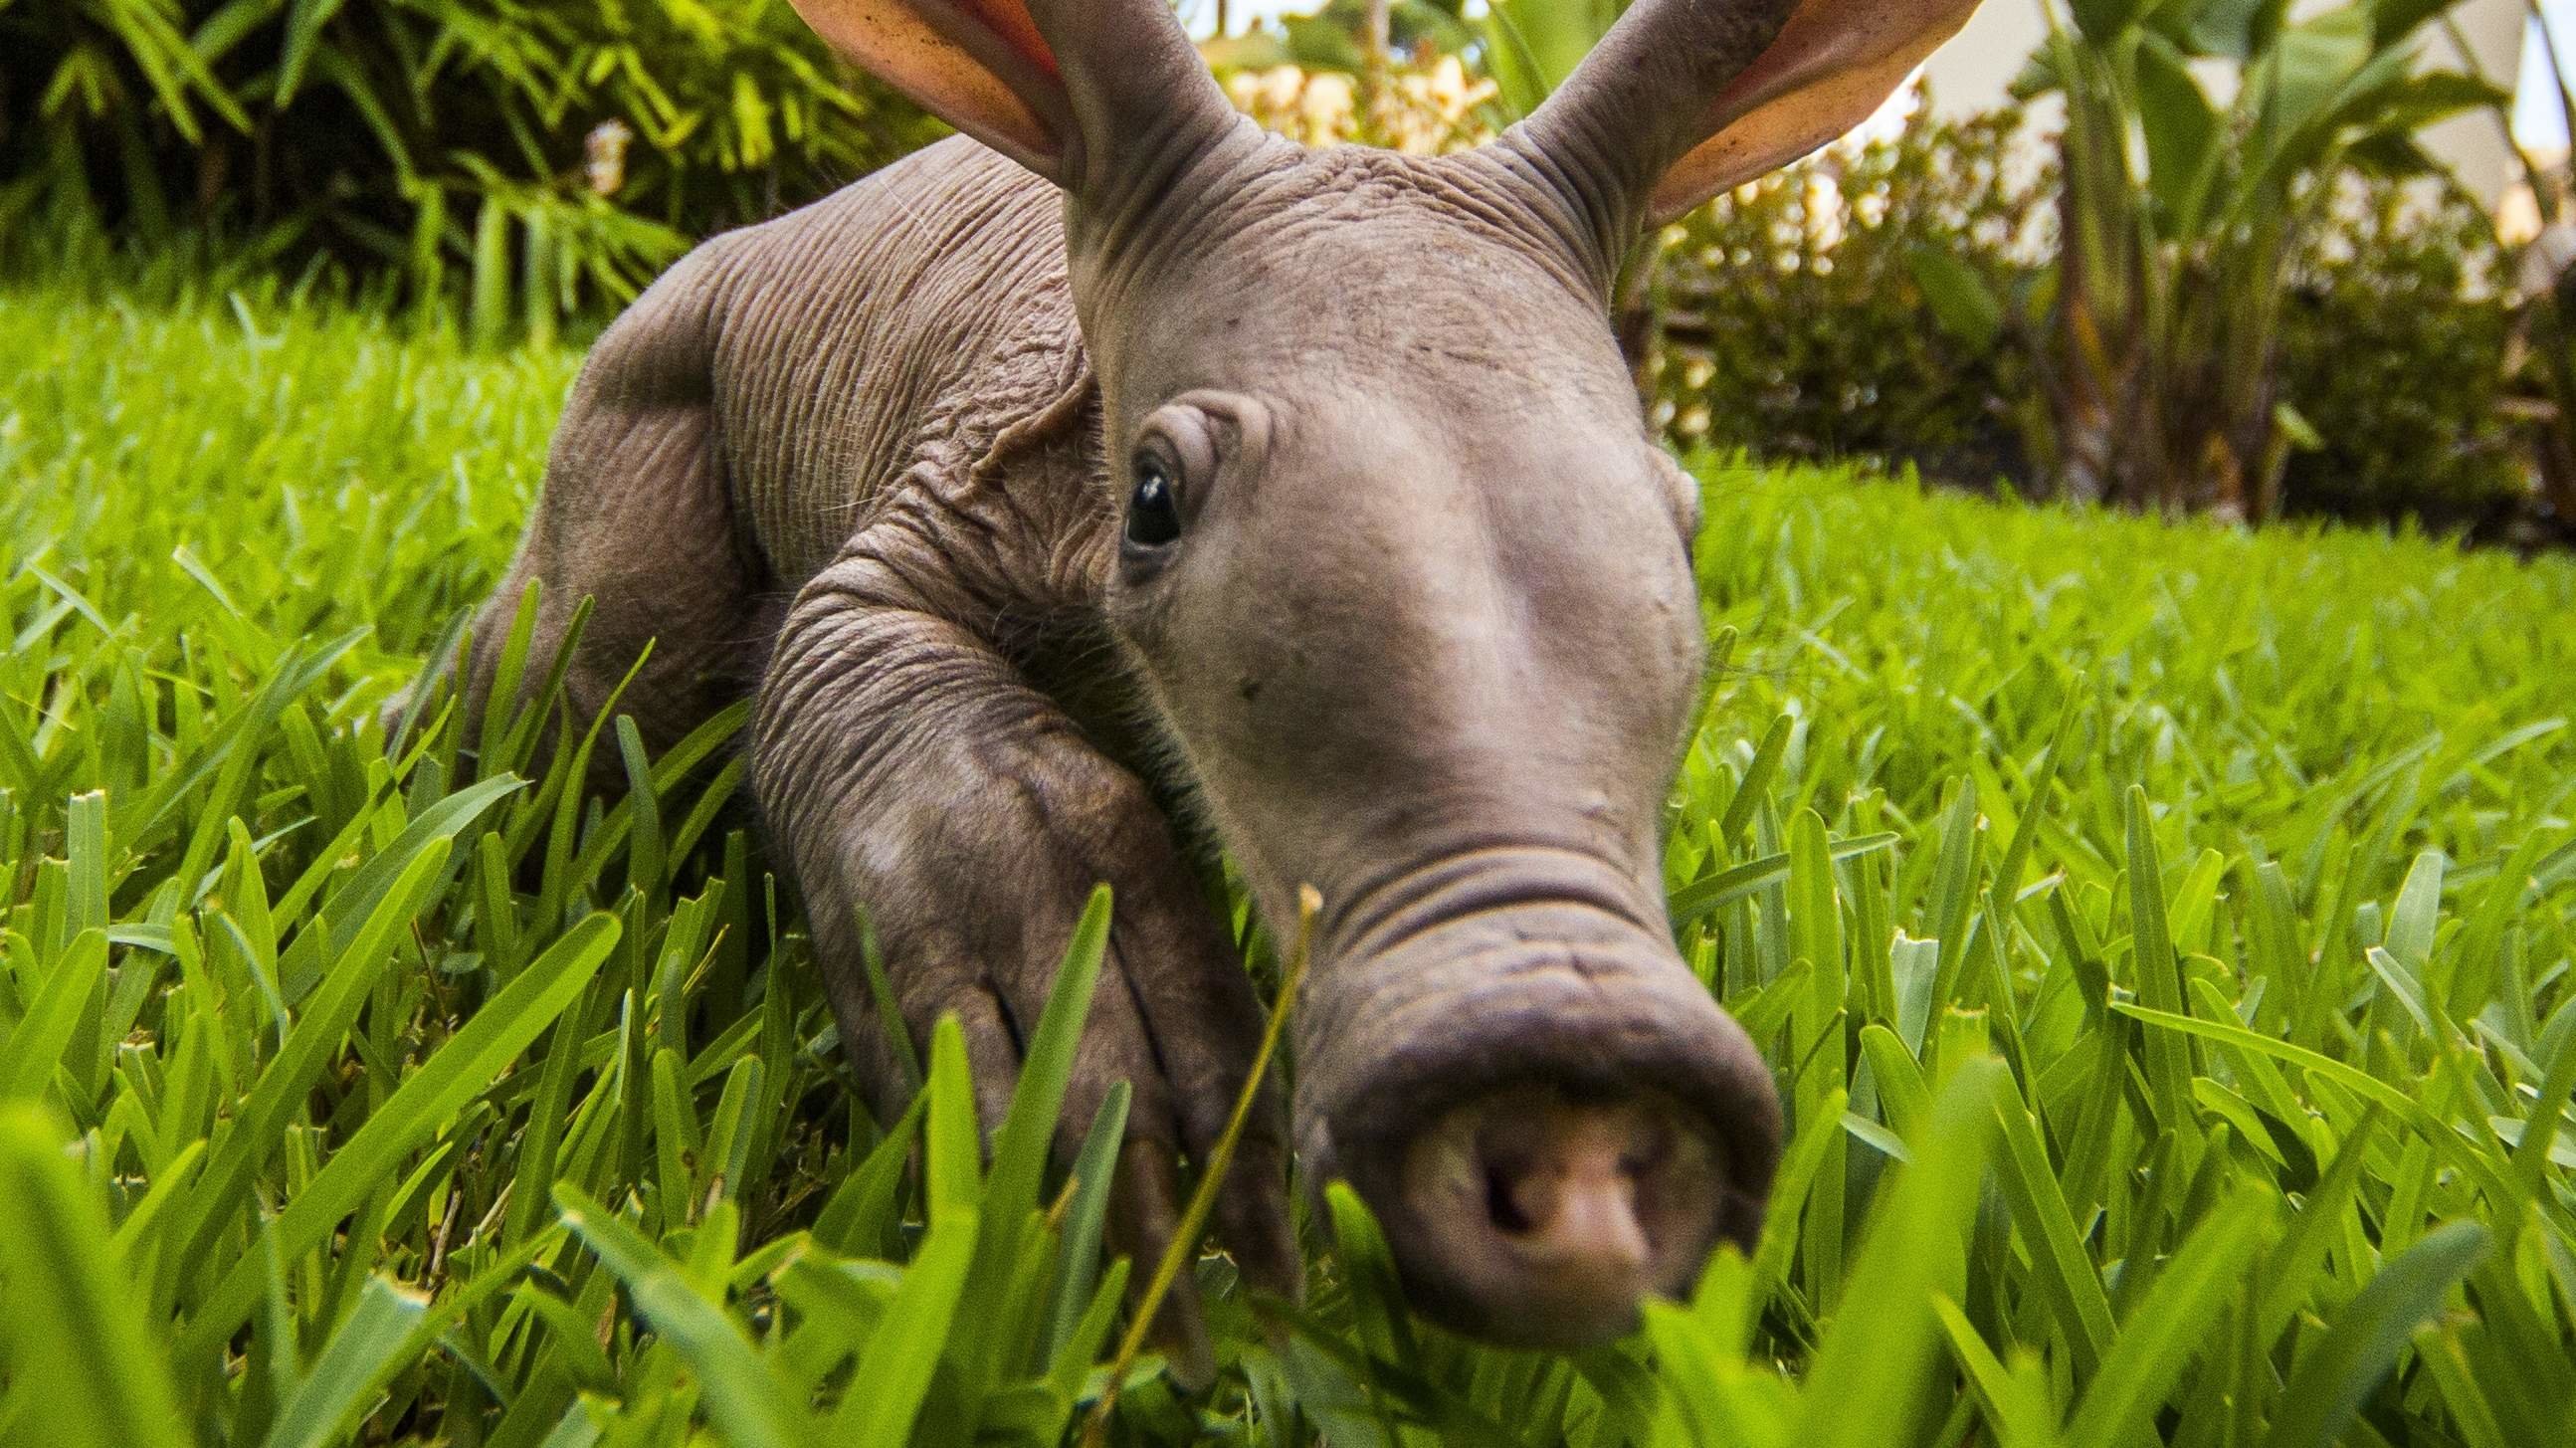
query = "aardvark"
(425, 0, 1979, 1363)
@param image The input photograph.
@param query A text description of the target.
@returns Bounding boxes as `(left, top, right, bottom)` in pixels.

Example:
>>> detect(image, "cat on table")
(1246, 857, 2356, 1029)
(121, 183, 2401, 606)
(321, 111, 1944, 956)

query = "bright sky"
(2519, 7, 2576, 150)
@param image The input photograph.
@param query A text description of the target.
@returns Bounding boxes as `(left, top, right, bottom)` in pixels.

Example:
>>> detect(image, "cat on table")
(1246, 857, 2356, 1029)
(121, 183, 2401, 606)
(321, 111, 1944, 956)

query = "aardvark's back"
(456, 134, 1100, 755)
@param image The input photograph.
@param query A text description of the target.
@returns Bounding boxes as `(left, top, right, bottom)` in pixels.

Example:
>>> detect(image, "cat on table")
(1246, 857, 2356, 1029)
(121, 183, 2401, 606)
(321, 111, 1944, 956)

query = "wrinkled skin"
(427, 0, 1980, 1366)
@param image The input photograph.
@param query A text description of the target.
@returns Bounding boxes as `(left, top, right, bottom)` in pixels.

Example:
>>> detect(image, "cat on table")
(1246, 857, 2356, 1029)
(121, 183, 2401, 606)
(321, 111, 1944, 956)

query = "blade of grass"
(559, 1186, 804, 1448)
(0, 1104, 190, 1448)
(2261, 1220, 2491, 1448)
(1793, 1058, 2006, 1447)
(259, 1276, 430, 1448)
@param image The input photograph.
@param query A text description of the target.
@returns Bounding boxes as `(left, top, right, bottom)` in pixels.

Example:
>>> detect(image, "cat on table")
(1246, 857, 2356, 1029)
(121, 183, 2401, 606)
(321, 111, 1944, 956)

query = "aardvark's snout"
(1291, 854, 1783, 1348)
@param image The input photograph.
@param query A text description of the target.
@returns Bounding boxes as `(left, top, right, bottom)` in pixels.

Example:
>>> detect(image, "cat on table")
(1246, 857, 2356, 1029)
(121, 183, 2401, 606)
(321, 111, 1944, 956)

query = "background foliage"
(1651, 105, 2048, 491)
(1652, 105, 2541, 536)
(7, 0, 2568, 533)
(4, 281, 2574, 1446)
(1993, 0, 2507, 517)
(0, 0, 934, 340)
(2275, 180, 2526, 529)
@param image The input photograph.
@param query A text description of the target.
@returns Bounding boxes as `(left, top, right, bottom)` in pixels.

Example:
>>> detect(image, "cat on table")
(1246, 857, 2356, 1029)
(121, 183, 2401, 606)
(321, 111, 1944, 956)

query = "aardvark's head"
(790, 0, 1980, 1347)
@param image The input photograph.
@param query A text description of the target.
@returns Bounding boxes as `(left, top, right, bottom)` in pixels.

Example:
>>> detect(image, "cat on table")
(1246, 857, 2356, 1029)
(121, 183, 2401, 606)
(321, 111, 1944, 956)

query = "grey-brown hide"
(435, 0, 1982, 1360)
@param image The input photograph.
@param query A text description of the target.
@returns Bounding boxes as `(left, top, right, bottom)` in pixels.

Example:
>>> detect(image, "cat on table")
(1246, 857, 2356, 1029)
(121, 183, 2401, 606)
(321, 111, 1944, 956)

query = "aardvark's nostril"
(1476, 1094, 1663, 1263)
(1397, 1085, 1724, 1347)
(1484, 1161, 1534, 1235)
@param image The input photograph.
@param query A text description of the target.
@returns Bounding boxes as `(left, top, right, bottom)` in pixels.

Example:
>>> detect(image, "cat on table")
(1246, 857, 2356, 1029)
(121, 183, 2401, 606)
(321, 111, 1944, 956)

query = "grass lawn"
(3, 281, 2574, 1447)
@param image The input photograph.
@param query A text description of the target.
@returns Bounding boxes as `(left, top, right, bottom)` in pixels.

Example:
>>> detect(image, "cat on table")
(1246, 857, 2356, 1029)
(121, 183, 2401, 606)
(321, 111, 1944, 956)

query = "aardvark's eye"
(1124, 454, 1183, 549)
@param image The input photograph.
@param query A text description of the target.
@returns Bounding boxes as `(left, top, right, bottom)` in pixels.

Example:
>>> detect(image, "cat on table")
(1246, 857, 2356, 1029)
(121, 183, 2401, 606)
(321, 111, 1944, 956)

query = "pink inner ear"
(1650, 0, 1980, 223)
(787, 0, 1066, 174)
(956, 0, 1061, 81)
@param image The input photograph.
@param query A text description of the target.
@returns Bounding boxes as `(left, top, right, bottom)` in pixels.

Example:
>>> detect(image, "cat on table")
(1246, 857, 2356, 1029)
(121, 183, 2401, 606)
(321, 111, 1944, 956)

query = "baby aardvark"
(425, 0, 1979, 1365)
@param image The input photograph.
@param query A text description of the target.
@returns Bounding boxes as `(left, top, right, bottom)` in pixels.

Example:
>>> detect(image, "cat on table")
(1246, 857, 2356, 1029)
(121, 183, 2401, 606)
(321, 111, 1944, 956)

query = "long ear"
(787, 0, 1235, 190)
(1507, 0, 1980, 256)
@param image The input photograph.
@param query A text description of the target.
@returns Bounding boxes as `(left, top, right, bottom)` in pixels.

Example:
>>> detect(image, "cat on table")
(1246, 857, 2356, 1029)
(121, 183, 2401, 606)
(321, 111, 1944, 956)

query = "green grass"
(2, 279, 2573, 1447)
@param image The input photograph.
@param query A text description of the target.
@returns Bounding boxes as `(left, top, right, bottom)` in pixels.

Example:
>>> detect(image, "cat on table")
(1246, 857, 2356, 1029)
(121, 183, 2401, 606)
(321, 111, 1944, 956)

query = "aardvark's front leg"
(752, 536, 1296, 1371)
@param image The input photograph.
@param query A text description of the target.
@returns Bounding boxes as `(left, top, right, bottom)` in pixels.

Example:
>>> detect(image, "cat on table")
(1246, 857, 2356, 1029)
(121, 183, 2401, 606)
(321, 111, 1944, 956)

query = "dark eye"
(1124, 455, 1183, 549)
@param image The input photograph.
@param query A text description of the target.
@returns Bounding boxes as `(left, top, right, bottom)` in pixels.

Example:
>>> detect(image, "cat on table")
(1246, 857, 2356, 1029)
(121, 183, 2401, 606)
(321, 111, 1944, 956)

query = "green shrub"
(2276, 183, 2525, 530)
(0, 0, 935, 338)
(1653, 103, 2541, 536)
(1650, 103, 2044, 490)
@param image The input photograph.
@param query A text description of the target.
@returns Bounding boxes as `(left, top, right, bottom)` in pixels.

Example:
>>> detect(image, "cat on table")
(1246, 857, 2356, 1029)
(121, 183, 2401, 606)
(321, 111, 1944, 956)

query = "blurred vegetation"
(1202, 1, 1478, 76)
(1998, 0, 2507, 519)
(5, 0, 2573, 531)
(1651, 106, 2049, 490)
(1648, 102, 2543, 538)
(2495, 0, 2576, 533)
(0, 0, 936, 342)
(2277, 182, 2525, 529)
(1223, 49, 1497, 153)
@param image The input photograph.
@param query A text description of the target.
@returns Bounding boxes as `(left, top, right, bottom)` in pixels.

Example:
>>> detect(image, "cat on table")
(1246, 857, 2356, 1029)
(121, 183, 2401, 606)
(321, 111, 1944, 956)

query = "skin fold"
(425, 0, 1981, 1366)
